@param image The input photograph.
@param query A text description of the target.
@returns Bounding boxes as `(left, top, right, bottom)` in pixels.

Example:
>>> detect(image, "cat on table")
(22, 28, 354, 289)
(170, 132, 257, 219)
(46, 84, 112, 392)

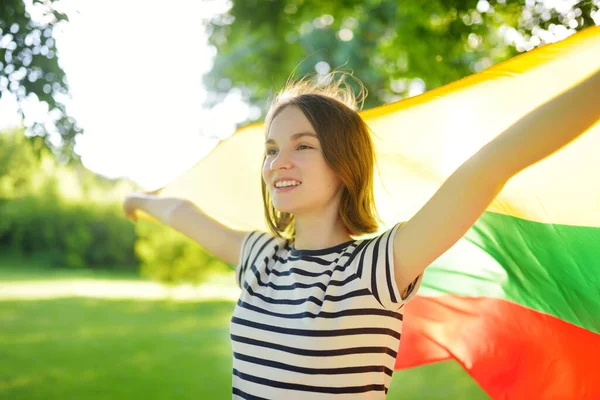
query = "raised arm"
(123, 193, 248, 266)
(392, 68, 600, 295)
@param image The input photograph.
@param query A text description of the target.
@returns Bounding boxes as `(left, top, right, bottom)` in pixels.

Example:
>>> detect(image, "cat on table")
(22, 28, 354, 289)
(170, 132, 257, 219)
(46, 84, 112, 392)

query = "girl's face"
(262, 105, 344, 216)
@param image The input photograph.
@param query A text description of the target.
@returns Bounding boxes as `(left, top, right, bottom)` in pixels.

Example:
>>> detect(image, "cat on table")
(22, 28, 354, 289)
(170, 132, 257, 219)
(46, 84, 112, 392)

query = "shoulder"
(349, 222, 402, 270)
(235, 230, 286, 287)
(239, 231, 285, 262)
(347, 222, 421, 309)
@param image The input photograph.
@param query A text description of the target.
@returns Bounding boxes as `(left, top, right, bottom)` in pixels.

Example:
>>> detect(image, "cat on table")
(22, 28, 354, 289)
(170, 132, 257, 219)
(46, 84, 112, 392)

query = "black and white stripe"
(231, 222, 422, 399)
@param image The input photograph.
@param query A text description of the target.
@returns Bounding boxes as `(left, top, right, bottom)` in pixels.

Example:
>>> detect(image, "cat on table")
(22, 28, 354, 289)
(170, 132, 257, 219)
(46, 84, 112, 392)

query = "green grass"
(0, 298, 235, 399)
(0, 252, 145, 282)
(0, 263, 489, 399)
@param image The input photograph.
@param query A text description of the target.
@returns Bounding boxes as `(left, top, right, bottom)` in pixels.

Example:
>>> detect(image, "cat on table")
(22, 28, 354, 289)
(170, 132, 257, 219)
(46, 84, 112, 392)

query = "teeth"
(275, 180, 301, 188)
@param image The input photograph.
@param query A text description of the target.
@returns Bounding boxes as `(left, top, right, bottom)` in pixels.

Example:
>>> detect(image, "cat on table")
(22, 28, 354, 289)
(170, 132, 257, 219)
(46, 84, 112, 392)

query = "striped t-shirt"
(231, 222, 422, 399)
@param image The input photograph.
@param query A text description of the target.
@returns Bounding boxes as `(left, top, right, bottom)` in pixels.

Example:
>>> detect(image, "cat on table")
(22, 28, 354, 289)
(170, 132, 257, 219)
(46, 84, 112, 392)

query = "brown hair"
(261, 71, 383, 241)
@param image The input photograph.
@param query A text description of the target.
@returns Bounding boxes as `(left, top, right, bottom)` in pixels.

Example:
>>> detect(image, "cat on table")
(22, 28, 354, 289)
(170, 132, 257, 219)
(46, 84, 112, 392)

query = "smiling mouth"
(274, 183, 302, 191)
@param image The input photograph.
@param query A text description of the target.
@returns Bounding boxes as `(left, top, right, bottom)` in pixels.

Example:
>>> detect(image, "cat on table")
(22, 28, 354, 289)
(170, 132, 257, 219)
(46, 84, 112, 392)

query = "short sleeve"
(235, 230, 277, 289)
(350, 221, 422, 310)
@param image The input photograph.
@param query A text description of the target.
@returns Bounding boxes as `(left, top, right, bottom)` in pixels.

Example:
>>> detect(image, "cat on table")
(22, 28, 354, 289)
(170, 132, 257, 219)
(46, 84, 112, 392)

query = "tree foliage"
(0, 0, 79, 162)
(0, 128, 233, 282)
(204, 0, 599, 118)
(0, 129, 139, 268)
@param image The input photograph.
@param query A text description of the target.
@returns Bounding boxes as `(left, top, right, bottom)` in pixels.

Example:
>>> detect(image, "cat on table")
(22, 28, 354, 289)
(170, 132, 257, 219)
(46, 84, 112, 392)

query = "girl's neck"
(292, 218, 352, 251)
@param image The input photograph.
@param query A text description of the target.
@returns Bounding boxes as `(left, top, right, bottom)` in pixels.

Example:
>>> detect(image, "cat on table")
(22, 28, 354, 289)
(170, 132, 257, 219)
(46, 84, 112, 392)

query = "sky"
(0, 0, 255, 191)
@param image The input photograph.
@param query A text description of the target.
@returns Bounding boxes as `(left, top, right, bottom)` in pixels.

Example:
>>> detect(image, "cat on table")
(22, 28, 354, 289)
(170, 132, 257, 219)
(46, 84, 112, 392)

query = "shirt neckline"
(289, 239, 356, 257)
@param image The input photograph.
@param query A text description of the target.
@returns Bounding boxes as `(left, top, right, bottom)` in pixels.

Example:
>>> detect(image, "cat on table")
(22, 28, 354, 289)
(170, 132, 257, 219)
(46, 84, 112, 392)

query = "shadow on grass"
(0, 296, 489, 400)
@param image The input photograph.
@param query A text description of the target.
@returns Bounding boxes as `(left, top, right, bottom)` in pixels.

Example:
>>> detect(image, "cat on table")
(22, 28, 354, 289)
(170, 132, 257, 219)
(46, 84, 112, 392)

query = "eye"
(265, 144, 311, 156)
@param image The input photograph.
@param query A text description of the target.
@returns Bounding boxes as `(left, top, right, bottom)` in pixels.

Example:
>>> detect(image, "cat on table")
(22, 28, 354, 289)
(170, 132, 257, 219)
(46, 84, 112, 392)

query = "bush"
(135, 219, 233, 286)
(0, 128, 231, 284)
(0, 195, 137, 268)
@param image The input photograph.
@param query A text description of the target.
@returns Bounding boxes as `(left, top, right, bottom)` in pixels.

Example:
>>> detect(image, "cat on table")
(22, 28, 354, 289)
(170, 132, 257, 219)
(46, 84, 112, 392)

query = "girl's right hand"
(123, 193, 141, 221)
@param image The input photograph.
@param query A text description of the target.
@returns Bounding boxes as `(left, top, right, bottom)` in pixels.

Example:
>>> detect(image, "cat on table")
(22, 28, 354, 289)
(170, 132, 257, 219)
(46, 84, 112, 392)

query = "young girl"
(124, 69, 600, 399)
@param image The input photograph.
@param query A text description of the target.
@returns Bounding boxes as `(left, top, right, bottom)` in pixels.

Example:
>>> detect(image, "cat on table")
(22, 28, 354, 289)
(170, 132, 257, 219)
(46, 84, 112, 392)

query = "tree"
(0, 0, 80, 163)
(203, 0, 598, 119)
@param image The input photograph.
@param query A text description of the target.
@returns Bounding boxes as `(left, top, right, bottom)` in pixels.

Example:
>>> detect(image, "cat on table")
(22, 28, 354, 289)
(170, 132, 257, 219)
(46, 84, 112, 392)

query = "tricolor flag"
(151, 26, 600, 398)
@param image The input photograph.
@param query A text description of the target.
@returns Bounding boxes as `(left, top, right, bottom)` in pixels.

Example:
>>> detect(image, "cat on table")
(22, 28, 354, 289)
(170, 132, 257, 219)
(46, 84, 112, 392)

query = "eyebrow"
(265, 132, 319, 145)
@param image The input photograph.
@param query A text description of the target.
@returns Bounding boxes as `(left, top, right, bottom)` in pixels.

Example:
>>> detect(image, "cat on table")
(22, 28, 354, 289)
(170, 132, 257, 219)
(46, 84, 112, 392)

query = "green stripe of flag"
(420, 211, 600, 334)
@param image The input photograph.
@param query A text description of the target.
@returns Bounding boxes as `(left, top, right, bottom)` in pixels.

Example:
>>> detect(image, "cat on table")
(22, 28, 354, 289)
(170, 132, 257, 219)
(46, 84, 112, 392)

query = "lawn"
(0, 262, 489, 399)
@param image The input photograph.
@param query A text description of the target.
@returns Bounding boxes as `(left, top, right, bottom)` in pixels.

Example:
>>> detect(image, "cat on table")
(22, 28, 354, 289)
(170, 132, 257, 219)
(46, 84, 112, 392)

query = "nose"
(270, 149, 293, 171)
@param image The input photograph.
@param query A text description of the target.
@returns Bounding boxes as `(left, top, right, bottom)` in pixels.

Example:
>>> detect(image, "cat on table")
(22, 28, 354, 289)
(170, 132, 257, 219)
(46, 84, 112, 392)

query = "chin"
(272, 204, 296, 215)
(271, 199, 303, 214)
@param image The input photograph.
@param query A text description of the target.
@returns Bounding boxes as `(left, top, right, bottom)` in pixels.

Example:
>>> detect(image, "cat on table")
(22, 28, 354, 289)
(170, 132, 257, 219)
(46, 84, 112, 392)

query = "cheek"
(262, 159, 270, 181)
(327, 176, 343, 192)
(326, 171, 344, 192)
(315, 162, 341, 190)
(262, 171, 269, 187)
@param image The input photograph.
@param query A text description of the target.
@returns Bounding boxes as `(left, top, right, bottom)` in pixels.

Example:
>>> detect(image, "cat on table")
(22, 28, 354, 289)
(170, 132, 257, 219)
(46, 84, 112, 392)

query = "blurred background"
(1, 0, 598, 398)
